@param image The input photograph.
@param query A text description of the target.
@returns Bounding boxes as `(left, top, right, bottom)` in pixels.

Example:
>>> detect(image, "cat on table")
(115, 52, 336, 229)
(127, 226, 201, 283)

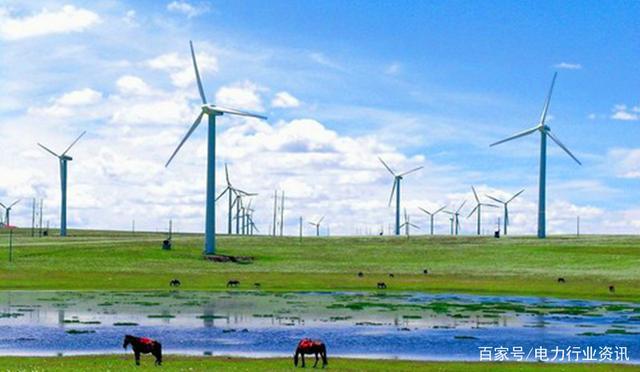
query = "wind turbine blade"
(378, 157, 396, 176)
(399, 166, 424, 177)
(0, 202, 6, 209)
(38, 143, 60, 158)
(471, 186, 479, 203)
(485, 194, 505, 204)
(539, 72, 558, 125)
(456, 200, 467, 213)
(467, 205, 478, 218)
(387, 180, 397, 207)
(507, 189, 525, 203)
(318, 216, 325, 224)
(308, 222, 316, 226)
(434, 206, 447, 214)
(409, 223, 420, 229)
(418, 207, 432, 216)
(61, 131, 86, 156)
(190, 40, 207, 104)
(490, 126, 540, 147)
(225, 163, 231, 185)
(443, 210, 453, 215)
(216, 187, 229, 201)
(9, 199, 20, 208)
(546, 131, 582, 165)
(482, 203, 500, 208)
(210, 105, 267, 120)
(165, 111, 204, 167)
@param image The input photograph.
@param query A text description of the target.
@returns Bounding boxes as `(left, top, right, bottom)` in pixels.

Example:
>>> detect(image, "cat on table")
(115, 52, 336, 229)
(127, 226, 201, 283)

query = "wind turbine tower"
(490, 72, 581, 238)
(379, 157, 423, 236)
(418, 205, 446, 235)
(468, 186, 499, 236)
(165, 41, 267, 254)
(38, 131, 85, 236)
(486, 189, 525, 235)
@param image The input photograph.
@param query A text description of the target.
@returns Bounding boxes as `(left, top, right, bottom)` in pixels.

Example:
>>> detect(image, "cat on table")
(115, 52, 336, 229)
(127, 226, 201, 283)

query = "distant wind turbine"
(309, 216, 325, 237)
(444, 201, 466, 236)
(490, 72, 581, 238)
(418, 205, 446, 235)
(399, 209, 419, 236)
(486, 189, 525, 235)
(467, 186, 499, 236)
(216, 164, 256, 235)
(165, 41, 267, 254)
(38, 131, 86, 236)
(0, 199, 20, 226)
(379, 157, 423, 236)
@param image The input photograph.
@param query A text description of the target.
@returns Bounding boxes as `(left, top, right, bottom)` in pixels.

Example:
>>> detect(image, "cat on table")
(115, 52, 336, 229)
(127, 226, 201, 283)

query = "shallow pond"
(0, 291, 638, 363)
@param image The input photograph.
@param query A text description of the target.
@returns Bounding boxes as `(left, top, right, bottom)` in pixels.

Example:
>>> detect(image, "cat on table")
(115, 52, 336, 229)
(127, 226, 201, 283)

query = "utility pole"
(38, 200, 43, 237)
(169, 219, 173, 240)
(8, 228, 13, 262)
(299, 217, 303, 242)
(132, 219, 135, 235)
(31, 198, 36, 237)
(272, 190, 278, 237)
(577, 216, 580, 237)
(279, 191, 285, 236)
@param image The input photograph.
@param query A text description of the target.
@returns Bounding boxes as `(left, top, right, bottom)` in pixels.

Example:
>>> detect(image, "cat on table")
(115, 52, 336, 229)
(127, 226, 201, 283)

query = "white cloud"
(554, 62, 582, 70)
(28, 88, 102, 118)
(123, 9, 137, 26)
(146, 51, 218, 88)
(385, 62, 401, 75)
(309, 52, 342, 70)
(611, 104, 639, 121)
(166, 1, 209, 18)
(271, 91, 300, 108)
(116, 75, 154, 96)
(608, 148, 640, 178)
(215, 81, 265, 112)
(0, 5, 100, 41)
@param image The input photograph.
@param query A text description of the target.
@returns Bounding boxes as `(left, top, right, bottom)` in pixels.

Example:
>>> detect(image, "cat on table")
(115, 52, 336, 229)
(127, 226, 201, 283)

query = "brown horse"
(294, 338, 327, 368)
(123, 334, 162, 366)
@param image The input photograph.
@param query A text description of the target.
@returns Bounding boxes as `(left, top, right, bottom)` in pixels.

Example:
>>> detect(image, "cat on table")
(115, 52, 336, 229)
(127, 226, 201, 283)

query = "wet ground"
(0, 291, 638, 363)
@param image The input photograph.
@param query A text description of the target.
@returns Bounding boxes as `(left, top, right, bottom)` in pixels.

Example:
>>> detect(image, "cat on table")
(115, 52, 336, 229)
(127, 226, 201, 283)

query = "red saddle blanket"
(299, 339, 318, 349)
(140, 337, 155, 345)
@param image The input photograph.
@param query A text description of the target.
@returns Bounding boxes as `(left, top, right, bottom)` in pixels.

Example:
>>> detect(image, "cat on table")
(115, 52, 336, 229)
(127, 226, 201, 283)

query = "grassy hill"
(1, 228, 639, 301)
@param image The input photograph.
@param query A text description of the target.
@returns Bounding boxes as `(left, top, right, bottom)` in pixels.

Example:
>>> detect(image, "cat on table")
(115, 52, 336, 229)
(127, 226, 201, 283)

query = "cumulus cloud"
(28, 88, 102, 118)
(385, 62, 402, 75)
(146, 51, 218, 88)
(608, 148, 640, 178)
(0, 5, 100, 40)
(611, 104, 640, 121)
(166, 1, 209, 18)
(215, 81, 265, 112)
(554, 62, 582, 70)
(116, 75, 154, 96)
(271, 91, 300, 108)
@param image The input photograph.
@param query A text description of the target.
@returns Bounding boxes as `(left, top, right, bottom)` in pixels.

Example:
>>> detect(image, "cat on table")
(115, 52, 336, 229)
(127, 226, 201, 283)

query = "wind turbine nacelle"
(202, 105, 223, 116)
(61, 155, 73, 161)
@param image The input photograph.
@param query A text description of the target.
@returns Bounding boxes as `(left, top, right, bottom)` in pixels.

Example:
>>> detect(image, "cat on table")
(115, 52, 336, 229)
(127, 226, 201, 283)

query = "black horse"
(123, 334, 162, 366)
(294, 338, 328, 368)
(169, 279, 181, 287)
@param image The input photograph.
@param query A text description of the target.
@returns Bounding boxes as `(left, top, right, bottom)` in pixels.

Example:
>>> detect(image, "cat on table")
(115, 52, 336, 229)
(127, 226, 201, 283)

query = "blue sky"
(0, 0, 638, 235)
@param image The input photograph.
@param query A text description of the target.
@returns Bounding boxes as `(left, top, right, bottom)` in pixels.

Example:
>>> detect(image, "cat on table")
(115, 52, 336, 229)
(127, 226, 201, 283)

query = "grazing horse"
(377, 282, 387, 289)
(227, 279, 240, 287)
(357, 272, 364, 277)
(169, 279, 181, 287)
(389, 273, 394, 278)
(294, 338, 327, 368)
(123, 334, 162, 366)
(609, 285, 616, 293)
(557, 277, 566, 283)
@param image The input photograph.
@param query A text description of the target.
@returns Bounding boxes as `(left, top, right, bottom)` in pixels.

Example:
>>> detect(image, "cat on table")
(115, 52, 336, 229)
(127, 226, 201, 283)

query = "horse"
(169, 279, 181, 287)
(123, 334, 162, 366)
(294, 338, 327, 368)
(227, 279, 240, 287)
(254, 282, 261, 288)
(357, 272, 364, 277)
(377, 282, 387, 289)
(423, 269, 429, 274)
(389, 273, 394, 278)
(557, 277, 566, 283)
(609, 285, 616, 293)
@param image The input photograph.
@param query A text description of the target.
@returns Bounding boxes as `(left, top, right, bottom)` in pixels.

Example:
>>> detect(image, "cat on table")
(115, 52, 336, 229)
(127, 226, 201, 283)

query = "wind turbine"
(486, 189, 525, 235)
(490, 72, 581, 238)
(165, 41, 267, 254)
(418, 205, 446, 235)
(38, 131, 86, 237)
(0, 199, 20, 227)
(399, 209, 419, 236)
(467, 186, 499, 236)
(309, 216, 325, 237)
(216, 164, 256, 235)
(379, 157, 423, 236)
(444, 201, 466, 236)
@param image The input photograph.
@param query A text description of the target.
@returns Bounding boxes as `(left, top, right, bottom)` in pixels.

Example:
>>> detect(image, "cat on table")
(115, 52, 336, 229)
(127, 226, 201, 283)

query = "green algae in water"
(147, 314, 175, 318)
(66, 329, 96, 334)
(454, 336, 478, 340)
(113, 322, 139, 326)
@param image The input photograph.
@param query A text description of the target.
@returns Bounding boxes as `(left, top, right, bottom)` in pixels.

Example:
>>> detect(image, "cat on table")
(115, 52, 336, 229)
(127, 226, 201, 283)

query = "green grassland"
(0, 355, 635, 371)
(0, 228, 639, 301)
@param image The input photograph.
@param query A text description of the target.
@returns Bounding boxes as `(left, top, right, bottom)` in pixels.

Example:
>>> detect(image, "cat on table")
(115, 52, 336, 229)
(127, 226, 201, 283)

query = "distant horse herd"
(128, 273, 617, 366)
